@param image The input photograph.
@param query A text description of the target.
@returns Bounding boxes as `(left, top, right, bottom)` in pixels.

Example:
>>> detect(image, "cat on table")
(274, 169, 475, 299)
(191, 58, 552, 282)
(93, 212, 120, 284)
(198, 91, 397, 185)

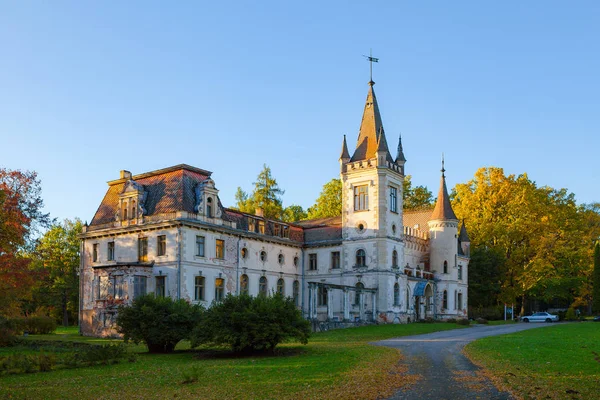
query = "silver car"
(521, 312, 559, 323)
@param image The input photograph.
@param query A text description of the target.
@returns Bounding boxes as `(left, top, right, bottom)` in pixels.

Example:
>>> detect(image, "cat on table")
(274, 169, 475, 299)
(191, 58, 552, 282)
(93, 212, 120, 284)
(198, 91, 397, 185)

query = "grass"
(1, 323, 467, 400)
(464, 323, 600, 400)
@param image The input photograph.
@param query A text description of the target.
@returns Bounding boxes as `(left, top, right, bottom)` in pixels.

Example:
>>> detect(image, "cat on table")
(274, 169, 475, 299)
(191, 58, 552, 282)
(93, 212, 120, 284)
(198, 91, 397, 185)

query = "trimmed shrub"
(476, 317, 489, 324)
(191, 293, 310, 353)
(116, 294, 203, 353)
(0, 316, 16, 347)
(565, 308, 577, 321)
(469, 305, 504, 321)
(457, 318, 470, 326)
(10, 316, 57, 335)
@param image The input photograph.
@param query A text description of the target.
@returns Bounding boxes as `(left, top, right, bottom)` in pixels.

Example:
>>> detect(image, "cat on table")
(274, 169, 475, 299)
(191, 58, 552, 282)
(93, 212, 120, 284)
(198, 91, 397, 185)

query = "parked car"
(593, 316, 600, 322)
(521, 312, 559, 323)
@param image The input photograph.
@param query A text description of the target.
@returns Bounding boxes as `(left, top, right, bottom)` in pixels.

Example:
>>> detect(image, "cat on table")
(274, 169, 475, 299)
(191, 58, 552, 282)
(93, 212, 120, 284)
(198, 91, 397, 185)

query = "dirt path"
(376, 323, 561, 400)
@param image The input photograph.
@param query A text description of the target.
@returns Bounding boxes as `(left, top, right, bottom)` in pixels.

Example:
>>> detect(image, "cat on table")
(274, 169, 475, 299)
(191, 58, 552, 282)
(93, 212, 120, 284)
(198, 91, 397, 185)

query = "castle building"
(79, 79, 469, 336)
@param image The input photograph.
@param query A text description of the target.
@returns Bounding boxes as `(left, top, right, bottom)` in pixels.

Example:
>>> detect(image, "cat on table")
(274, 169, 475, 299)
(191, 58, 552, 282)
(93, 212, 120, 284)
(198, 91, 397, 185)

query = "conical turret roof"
(340, 135, 350, 160)
(459, 220, 470, 242)
(430, 162, 458, 221)
(350, 81, 392, 163)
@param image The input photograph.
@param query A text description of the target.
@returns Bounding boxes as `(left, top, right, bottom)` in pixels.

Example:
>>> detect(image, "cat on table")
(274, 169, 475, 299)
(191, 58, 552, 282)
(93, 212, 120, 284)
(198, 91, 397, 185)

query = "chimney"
(255, 207, 264, 217)
(120, 170, 132, 180)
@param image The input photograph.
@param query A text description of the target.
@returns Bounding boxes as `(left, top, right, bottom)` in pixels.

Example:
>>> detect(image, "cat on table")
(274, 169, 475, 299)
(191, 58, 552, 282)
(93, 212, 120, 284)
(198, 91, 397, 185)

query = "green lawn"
(1, 323, 467, 400)
(464, 323, 600, 400)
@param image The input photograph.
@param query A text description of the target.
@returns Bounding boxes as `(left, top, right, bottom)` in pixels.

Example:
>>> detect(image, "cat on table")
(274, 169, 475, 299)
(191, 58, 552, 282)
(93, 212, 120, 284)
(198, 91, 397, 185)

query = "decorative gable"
(115, 179, 148, 224)
(194, 178, 222, 219)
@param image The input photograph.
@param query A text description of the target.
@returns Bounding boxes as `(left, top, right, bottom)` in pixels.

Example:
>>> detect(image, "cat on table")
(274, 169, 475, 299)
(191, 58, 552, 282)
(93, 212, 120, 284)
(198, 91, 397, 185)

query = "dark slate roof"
(395, 134, 406, 163)
(459, 221, 470, 242)
(350, 82, 392, 163)
(340, 135, 350, 160)
(223, 208, 304, 243)
(297, 216, 343, 244)
(430, 173, 458, 221)
(90, 165, 211, 226)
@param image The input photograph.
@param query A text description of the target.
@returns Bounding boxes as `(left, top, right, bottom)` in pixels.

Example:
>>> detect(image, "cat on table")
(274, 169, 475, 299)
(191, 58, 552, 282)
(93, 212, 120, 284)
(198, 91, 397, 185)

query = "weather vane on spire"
(363, 49, 379, 83)
(441, 153, 446, 177)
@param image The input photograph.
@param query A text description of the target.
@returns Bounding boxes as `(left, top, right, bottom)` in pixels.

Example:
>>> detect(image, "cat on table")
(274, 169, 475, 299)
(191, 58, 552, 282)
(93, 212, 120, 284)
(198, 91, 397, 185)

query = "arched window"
(392, 250, 398, 268)
(355, 282, 364, 305)
(393, 283, 400, 306)
(406, 287, 410, 309)
(260, 251, 267, 262)
(293, 256, 299, 267)
(259, 276, 268, 296)
(356, 249, 366, 267)
(122, 203, 128, 220)
(241, 247, 248, 259)
(240, 274, 249, 295)
(442, 290, 448, 309)
(277, 278, 285, 296)
(457, 292, 463, 310)
(443, 260, 448, 274)
(454, 290, 458, 309)
(278, 254, 284, 265)
(293, 280, 300, 306)
(206, 197, 213, 218)
(131, 200, 136, 220)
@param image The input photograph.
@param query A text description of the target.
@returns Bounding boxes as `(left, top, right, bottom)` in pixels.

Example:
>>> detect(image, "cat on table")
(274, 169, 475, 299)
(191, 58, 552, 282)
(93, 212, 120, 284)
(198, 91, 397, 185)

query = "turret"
(395, 134, 406, 174)
(458, 220, 471, 257)
(427, 158, 459, 274)
(339, 135, 350, 171)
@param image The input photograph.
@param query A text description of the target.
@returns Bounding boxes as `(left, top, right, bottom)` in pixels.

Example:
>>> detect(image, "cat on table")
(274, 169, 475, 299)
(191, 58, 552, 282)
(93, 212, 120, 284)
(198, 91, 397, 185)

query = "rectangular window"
(458, 265, 463, 280)
(282, 226, 289, 238)
(215, 277, 225, 301)
(274, 224, 280, 237)
(331, 251, 340, 269)
(196, 236, 205, 257)
(112, 275, 125, 299)
(309, 253, 317, 271)
(138, 238, 148, 262)
(157, 235, 166, 256)
(216, 239, 225, 259)
(258, 220, 265, 234)
(248, 218, 256, 233)
(107, 241, 115, 261)
(133, 276, 147, 299)
(195, 276, 205, 300)
(354, 185, 368, 211)
(92, 244, 98, 262)
(155, 276, 166, 297)
(390, 186, 398, 213)
(99, 276, 109, 299)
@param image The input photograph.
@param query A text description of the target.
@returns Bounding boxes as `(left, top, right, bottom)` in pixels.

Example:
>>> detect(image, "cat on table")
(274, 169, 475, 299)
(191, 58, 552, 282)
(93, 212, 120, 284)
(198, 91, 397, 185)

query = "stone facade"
(79, 80, 470, 337)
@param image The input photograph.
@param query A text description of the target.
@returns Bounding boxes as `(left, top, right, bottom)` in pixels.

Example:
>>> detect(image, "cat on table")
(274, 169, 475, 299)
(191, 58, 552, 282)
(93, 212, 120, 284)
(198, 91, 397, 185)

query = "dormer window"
(122, 204, 128, 220)
(131, 200, 136, 220)
(207, 197, 213, 218)
(117, 178, 147, 223)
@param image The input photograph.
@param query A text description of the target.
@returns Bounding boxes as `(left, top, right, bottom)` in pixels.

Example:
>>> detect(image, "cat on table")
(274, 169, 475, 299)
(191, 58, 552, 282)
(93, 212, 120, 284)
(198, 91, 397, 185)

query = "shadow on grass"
(191, 346, 308, 360)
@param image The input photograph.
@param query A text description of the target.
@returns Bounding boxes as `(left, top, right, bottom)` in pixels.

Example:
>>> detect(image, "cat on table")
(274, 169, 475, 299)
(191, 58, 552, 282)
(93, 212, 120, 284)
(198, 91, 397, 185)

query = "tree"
(307, 179, 342, 219)
(593, 242, 600, 313)
(31, 219, 82, 326)
(403, 175, 434, 210)
(452, 167, 589, 315)
(116, 294, 203, 353)
(190, 293, 310, 354)
(282, 205, 307, 222)
(0, 169, 51, 316)
(233, 165, 284, 219)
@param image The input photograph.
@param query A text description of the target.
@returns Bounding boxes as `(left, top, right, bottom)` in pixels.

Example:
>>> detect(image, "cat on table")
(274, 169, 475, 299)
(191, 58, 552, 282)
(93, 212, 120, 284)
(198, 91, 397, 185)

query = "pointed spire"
(395, 133, 406, 163)
(340, 135, 350, 161)
(459, 220, 470, 242)
(430, 156, 458, 221)
(350, 81, 393, 163)
(376, 126, 390, 153)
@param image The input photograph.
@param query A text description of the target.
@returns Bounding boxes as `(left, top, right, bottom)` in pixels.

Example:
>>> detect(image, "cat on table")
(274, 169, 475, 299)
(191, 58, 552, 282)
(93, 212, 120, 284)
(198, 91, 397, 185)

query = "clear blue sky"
(1, 1, 599, 223)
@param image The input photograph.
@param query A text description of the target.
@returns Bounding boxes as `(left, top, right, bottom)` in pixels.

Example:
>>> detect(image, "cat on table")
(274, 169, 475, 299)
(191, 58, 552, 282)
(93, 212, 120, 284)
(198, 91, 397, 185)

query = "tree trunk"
(519, 294, 526, 316)
(62, 291, 69, 326)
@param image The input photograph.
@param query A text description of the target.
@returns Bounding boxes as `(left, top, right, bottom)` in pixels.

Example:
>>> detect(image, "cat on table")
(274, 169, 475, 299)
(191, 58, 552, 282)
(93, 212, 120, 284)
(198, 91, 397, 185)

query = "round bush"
(116, 294, 203, 353)
(191, 293, 310, 353)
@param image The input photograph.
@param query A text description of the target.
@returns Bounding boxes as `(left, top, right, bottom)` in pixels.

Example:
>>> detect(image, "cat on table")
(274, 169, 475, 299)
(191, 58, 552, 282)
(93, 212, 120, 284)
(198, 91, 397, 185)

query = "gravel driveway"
(375, 323, 561, 400)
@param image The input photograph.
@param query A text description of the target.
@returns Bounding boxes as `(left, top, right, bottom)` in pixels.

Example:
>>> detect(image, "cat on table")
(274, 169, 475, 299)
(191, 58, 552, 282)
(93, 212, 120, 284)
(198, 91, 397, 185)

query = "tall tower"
(427, 160, 459, 275)
(339, 80, 405, 311)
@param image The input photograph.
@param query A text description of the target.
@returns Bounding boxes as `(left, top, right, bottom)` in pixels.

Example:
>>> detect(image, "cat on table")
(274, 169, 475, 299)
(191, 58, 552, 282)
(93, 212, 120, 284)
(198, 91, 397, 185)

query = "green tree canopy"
(593, 242, 600, 313)
(30, 219, 82, 326)
(452, 167, 591, 314)
(307, 179, 342, 219)
(282, 205, 307, 222)
(403, 175, 434, 210)
(234, 165, 284, 219)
